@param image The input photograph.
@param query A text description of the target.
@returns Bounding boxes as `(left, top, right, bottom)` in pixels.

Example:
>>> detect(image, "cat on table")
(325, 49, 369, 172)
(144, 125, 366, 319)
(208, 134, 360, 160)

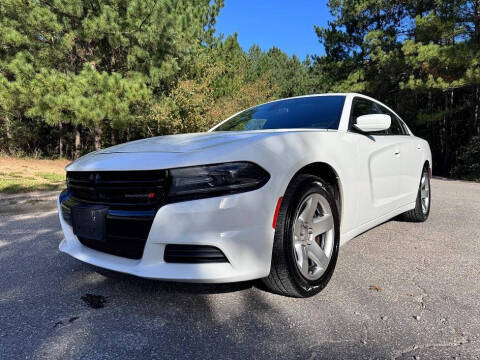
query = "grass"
(0, 156, 69, 194)
(0, 179, 64, 194)
(36, 172, 65, 182)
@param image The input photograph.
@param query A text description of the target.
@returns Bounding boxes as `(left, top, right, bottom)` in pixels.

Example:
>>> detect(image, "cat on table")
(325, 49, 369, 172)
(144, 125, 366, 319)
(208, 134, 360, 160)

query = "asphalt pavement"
(0, 179, 479, 359)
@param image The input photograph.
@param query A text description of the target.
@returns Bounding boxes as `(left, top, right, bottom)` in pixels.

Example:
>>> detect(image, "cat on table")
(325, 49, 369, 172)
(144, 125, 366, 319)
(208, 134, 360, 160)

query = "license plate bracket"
(71, 205, 108, 241)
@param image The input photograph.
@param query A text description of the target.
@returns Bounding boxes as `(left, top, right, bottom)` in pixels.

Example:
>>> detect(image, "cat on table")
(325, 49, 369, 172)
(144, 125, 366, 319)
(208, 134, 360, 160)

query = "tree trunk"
(94, 123, 102, 150)
(475, 85, 480, 135)
(449, 89, 455, 173)
(111, 127, 117, 146)
(74, 126, 81, 159)
(442, 90, 454, 175)
(59, 122, 64, 158)
(474, 0, 480, 132)
(440, 93, 448, 174)
(5, 115, 12, 154)
(428, 91, 433, 156)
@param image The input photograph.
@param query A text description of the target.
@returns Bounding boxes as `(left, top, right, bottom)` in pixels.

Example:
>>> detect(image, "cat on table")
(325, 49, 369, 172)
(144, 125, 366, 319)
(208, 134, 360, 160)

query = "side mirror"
(354, 114, 391, 133)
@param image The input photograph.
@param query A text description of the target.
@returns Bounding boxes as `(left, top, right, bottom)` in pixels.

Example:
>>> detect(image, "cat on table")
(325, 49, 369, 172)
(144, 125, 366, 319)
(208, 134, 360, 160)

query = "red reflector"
(148, 193, 155, 199)
(272, 197, 283, 229)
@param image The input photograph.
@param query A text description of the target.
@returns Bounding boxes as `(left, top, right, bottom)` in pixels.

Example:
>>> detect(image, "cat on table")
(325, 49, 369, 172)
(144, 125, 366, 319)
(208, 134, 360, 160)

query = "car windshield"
(213, 96, 346, 132)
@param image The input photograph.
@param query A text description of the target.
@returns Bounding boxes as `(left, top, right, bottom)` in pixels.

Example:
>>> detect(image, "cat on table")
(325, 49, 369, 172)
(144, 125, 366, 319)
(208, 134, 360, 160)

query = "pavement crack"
(391, 338, 472, 359)
(409, 268, 431, 313)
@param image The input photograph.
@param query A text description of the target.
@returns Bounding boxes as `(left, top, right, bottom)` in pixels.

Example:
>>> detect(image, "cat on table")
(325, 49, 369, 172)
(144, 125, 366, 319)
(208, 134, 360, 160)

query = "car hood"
(66, 130, 318, 172)
(96, 132, 271, 154)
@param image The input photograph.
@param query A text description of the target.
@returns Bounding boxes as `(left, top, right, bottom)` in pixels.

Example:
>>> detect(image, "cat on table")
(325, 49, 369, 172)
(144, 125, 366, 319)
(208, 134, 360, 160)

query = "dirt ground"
(0, 156, 69, 193)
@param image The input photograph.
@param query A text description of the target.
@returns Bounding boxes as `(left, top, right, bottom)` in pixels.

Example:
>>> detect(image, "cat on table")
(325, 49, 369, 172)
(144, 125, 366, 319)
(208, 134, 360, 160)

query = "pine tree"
(314, 0, 480, 177)
(0, 0, 223, 156)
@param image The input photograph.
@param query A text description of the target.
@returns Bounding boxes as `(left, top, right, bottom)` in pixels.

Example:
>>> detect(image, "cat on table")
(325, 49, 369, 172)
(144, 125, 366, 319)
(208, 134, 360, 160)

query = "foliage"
(151, 41, 279, 134)
(452, 136, 480, 181)
(1, 0, 480, 181)
(314, 0, 480, 179)
(0, 0, 224, 153)
(0, 1, 300, 157)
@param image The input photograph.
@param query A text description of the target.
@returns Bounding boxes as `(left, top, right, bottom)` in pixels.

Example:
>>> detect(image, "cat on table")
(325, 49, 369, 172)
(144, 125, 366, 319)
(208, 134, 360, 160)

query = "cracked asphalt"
(0, 178, 479, 359)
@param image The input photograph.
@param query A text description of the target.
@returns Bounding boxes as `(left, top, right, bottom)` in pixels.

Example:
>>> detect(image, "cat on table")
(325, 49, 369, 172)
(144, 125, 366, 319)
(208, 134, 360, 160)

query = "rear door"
(347, 97, 404, 224)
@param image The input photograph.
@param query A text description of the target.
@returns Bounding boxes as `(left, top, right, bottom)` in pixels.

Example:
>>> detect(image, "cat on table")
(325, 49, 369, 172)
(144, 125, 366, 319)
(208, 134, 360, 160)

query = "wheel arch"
(288, 162, 343, 224)
(424, 159, 431, 177)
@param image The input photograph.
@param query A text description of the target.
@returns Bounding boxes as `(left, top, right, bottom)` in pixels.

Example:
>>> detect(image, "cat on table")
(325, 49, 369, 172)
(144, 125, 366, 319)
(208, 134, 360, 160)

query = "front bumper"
(57, 186, 276, 283)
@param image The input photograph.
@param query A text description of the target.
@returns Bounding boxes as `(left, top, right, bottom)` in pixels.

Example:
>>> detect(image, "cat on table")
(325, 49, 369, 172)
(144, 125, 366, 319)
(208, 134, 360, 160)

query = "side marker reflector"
(272, 197, 283, 229)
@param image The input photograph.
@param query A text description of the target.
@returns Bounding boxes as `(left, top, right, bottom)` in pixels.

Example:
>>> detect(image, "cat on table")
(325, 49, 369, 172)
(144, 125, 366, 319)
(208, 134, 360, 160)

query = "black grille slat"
(164, 245, 228, 263)
(95, 180, 166, 185)
(68, 179, 91, 184)
(70, 184, 164, 191)
(67, 170, 168, 204)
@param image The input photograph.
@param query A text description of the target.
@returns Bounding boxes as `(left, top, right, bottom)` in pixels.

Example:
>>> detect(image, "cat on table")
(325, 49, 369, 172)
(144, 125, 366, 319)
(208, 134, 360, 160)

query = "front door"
(376, 103, 423, 206)
(348, 97, 403, 225)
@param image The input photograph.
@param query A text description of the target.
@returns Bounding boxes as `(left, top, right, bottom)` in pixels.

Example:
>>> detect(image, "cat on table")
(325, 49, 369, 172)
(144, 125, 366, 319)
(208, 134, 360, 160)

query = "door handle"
(416, 144, 422, 150)
(394, 149, 401, 155)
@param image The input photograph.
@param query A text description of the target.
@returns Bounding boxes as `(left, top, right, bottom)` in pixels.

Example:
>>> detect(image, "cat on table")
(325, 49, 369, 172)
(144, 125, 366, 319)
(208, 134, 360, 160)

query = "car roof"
(253, 93, 372, 106)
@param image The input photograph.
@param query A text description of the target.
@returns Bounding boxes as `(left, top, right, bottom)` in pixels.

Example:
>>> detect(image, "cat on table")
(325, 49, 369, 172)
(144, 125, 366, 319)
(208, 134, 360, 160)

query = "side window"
(349, 98, 388, 135)
(378, 105, 408, 136)
(399, 119, 410, 135)
(391, 116, 405, 135)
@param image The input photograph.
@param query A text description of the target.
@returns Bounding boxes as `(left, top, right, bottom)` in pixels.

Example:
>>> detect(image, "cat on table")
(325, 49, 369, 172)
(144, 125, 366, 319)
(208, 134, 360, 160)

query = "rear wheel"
(262, 174, 340, 297)
(402, 166, 431, 222)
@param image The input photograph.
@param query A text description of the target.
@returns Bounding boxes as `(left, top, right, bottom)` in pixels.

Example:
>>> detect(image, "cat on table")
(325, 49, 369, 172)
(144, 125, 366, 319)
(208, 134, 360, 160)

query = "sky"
(215, 0, 332, 60)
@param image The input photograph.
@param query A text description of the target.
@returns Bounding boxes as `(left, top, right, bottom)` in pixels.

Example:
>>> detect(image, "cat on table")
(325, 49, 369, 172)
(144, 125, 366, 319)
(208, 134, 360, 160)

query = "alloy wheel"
(420, 170, 430, 214)
(292, 193, 335, 281)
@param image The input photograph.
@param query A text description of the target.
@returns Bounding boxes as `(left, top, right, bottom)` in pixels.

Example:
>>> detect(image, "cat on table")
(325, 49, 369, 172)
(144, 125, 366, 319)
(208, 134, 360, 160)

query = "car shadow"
(93, 266, 255, 295)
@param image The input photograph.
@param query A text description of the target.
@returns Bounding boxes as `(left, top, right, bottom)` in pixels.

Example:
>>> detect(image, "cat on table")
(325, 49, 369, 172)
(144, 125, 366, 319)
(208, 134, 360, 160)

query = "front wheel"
(262, 174, 340, 298)
(402, 166, 431, 222)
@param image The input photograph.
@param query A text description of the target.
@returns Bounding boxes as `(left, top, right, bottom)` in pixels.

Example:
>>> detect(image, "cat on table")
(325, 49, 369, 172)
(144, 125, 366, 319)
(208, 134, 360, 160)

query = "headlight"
(168, 162, 270, 200)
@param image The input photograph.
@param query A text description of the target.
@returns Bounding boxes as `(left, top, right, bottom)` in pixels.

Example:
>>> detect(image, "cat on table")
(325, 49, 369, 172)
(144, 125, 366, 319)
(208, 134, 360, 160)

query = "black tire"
(402, 166, 431, 222)
(262, 174, 340, 298)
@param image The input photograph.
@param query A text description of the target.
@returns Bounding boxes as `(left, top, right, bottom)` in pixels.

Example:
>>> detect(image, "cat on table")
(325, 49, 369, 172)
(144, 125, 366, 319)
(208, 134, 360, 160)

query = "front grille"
(164, 245, 228, 263)
(62, 170, 168, 260)
(67, 170, 168, 205)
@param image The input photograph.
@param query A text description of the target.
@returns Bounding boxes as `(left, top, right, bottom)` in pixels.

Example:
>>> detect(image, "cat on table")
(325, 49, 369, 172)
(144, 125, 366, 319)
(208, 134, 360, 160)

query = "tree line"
(1, 0, 479, 180)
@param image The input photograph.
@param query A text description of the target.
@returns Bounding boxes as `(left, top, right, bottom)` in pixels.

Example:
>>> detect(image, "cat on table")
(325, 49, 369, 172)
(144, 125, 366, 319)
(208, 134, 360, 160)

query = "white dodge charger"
(58, 93, 432, 297)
